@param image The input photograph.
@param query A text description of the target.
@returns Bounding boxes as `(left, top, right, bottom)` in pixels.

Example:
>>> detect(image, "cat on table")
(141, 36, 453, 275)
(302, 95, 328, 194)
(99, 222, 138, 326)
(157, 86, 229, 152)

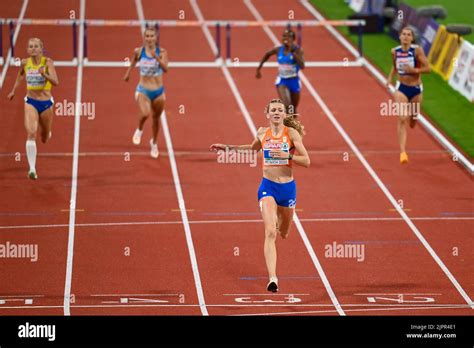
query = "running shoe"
(150, 139, 159, 158)
(132, 128, 143, 145)
(28, 169, 38, 180)
(267, 277, 278, 293)
(400, 152, 409, 164)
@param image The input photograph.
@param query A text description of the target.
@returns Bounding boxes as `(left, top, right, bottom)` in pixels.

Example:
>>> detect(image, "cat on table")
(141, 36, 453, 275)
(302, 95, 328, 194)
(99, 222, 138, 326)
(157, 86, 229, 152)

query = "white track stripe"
(235, 305, 469, 316)
(86, 60, 219, 68)
(136, 0, 208, 316)
(161, 111, 209, 315)
(189, 0, 219, 55)
(63, 0, 85, 316)
(0, 215, 472, 230)
(299, 0, 473, 174)
(0, 303, 469, 310)
(220, 65, 258, 135)
(2, 59, 362, 68)
(134, 0, 145, 23)
(192, 0, 345, 316)
(249, 0, 474, 309)
(0, 0, 28, 88)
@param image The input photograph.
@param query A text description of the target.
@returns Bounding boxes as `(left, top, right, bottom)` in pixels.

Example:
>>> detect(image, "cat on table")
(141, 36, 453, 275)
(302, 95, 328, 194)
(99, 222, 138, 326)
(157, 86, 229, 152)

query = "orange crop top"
(261, 126, 295, 167)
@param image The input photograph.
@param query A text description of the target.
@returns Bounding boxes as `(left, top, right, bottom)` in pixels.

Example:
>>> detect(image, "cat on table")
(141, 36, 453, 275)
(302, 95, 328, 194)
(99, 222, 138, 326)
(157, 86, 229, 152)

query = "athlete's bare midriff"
(398, 73, 421, 86)
(258, 129, 294, 183)
(26, 89, 52, 101)
(139, 74, 163, 90)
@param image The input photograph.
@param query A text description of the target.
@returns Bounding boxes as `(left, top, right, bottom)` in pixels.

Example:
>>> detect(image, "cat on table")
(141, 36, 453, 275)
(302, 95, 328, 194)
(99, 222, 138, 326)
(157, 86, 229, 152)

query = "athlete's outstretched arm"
(123, 47, 140, 81)
(256, 47, 279, 78)
(210, 127, 265, 152)
(7, 59, 26, 100)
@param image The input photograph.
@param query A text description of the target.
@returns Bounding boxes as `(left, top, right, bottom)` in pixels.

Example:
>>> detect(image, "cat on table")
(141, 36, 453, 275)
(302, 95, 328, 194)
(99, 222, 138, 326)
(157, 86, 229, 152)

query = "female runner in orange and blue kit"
(210, 99, 310, 293)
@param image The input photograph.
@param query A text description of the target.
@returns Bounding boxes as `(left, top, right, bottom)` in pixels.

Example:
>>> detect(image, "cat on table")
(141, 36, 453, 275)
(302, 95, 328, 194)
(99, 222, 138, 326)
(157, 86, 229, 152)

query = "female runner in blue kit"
(387, 26, 430, 164)
(256, 29, 305, 114)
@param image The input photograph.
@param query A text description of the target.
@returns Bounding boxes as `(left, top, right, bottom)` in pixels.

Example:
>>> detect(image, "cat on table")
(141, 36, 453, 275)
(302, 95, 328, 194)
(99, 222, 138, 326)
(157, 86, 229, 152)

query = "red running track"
(0, 0, 472, 316)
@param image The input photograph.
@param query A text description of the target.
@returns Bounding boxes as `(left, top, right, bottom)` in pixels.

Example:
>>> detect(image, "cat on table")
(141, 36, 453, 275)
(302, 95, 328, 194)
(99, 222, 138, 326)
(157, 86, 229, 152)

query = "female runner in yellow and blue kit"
(210, 99, 310, 293)
(7, 38, 59, 180)
(124, 26, 168, 158)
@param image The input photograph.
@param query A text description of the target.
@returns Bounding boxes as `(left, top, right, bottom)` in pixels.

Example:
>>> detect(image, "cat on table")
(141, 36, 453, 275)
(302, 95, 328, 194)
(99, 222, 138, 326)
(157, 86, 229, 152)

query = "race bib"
(26, 68, 46, 88)
(278, 63, 297, 78)
(140, 58, 160, 76)
(263, 142, 289, 165)
(396, 56, 415, 75)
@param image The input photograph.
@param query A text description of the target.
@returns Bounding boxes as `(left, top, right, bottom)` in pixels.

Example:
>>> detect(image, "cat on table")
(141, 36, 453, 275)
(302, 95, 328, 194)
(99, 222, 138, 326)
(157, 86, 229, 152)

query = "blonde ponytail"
(284, 114, 305, 136)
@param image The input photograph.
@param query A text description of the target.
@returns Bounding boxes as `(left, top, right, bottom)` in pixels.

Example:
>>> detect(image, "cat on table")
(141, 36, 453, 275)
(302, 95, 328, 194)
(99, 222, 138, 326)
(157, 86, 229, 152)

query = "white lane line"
(63, 0, 85, 317)
(3, 59, 362, 68)
(85, 60, 220, 67)
(299, 0, 473, 174)
(243, 0, 345, 316)
(183, 0, 261, 137)
(190, 0, 345, 316)
(0, 0, 28, 88)
(134, 0, 145, 23)
(354, 293, 442, 295)
(158, 111, 209, 316)
(0, 216, 472, 230)
(136, 0, 208, 316)
(235, 305, 469, 316)
(248, 0, 474, 310)
(190, 0, 260, 134)
(0, 295, 44, 298)
(228, 61, 363, 67)
(90, 293, 179, 297)
(0, 303, 470, 310)
(223, 293, 309, 296)
(189, 0, 219, 55)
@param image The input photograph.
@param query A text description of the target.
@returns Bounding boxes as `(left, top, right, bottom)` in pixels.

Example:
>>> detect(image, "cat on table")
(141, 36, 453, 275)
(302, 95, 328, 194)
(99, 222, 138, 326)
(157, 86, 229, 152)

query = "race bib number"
(278, 63, 297, 78)
(396, 56, 415, 75)
(263, 142, 289, 165)
(140, 58, 160, 76)
(26, 68, 46, 88)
